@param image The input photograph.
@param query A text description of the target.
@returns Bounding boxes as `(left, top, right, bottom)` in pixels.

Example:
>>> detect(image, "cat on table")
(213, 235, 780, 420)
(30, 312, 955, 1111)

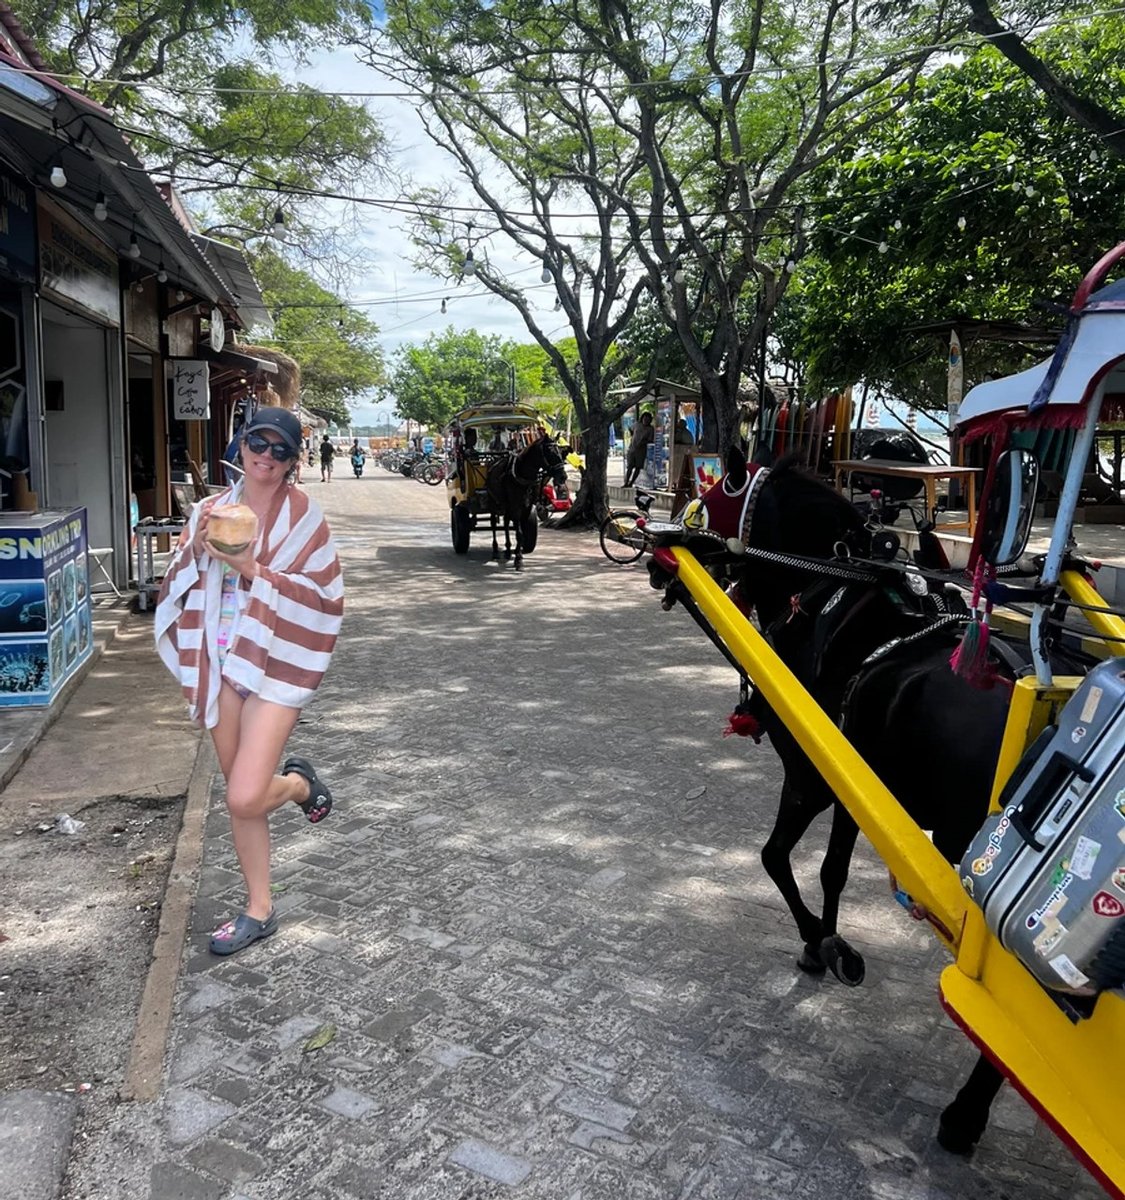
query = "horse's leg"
(503, 513, 513, 561)
(816, 803, 865, 986)
(938, 1054, 1005, 1154)
(760, 777, 834, 974)
(490, 511, 500, 561)
(513, 507, 524, 570)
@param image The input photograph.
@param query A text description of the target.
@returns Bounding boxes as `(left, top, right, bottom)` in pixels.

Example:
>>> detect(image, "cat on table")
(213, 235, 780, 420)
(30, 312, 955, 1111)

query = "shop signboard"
(171, 359, 210, 420)
(0, 508, 93, 707)
(0, 164, 36, 283)
(38, 201, 119, 325)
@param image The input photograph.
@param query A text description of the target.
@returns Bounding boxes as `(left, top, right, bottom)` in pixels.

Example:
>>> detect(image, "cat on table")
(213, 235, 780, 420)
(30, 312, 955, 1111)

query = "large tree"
(390, 328, 543, 430)
(960, 0, 1125, 160)
(782, 27, 1125, 408)
(365, 2, 667, 518)
(368, 0, 966, 484)
(20, 0, 390, 270)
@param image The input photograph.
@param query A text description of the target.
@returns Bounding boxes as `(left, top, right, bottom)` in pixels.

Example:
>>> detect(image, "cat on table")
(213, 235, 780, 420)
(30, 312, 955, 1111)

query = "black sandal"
(283, 755, 333, 823)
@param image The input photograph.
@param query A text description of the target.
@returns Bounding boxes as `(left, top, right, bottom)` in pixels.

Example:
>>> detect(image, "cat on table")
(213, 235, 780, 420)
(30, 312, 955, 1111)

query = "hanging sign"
(172, 359, 210, 420)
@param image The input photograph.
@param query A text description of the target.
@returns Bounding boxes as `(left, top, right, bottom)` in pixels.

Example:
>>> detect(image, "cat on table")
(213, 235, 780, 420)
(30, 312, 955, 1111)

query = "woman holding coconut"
(155, 407, 344, 956)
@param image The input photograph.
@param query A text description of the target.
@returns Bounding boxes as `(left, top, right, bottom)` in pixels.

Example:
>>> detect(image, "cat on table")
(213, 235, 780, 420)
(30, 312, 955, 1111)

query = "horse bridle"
(508, 440, 560, 489)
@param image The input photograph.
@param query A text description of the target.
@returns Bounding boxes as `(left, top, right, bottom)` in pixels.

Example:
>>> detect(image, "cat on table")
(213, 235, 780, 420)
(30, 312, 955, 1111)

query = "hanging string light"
(440, 297, 447, 314)
(93, 191, 107, 221)
(271, 208, 286, 236)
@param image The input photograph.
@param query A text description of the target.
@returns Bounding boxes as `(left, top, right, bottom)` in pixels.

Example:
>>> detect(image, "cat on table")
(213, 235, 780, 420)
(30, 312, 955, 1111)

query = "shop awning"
(190, 235, 272, 334)
(200, 345, 280, 386)
(0, 54, 234, 310)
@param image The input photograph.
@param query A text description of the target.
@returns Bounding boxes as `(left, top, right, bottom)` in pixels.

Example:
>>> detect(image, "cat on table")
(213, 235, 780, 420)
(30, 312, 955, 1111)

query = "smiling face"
(241, 430, 295, 488)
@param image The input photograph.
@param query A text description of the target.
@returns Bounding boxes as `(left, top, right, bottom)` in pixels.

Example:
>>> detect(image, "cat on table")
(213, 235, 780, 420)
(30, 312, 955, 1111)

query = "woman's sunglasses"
(243, 432, 296, 462)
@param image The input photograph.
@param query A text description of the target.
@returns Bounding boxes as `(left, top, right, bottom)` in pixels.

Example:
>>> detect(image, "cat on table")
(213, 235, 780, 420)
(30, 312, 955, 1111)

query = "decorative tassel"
(950, 560, 997, 688)
(723, 704, 762, 741)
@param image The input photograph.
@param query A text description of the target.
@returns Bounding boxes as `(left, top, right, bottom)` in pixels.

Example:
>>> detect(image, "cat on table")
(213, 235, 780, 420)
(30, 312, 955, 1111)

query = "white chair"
(88, 547, 123, 598)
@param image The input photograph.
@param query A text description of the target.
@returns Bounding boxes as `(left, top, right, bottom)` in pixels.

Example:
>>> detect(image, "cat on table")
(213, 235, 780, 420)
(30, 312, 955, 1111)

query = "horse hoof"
(796, 946, 826, 975)
(820, 935, 865, 986)
(937, 1109, 983, 1156)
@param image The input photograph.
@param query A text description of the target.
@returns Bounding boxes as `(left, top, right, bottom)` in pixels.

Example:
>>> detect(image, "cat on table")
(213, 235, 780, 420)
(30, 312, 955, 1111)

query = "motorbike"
(351, 452, 365, 478)
(536, 465, 573, 525)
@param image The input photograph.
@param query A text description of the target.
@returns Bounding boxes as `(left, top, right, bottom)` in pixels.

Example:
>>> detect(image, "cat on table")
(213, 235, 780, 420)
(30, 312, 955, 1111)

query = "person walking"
(154, 407, 344, 956)
(319, 434, 335, 482)
(623, 411, 655, 488)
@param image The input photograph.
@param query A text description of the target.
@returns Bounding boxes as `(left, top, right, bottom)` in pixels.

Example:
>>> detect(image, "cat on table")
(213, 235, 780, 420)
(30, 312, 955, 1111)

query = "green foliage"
(389, 328, 583, 429)
(250, 248, 385, 425)
(787, 27, 1125, 407)
(19, 0, 387, 274)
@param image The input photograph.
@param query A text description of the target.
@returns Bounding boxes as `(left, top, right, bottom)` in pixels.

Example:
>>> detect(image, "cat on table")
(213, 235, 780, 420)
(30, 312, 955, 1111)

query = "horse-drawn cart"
(644, 242, 1125, 1195)
(444, 403, 565, 568)
(445, 403, 545, 556)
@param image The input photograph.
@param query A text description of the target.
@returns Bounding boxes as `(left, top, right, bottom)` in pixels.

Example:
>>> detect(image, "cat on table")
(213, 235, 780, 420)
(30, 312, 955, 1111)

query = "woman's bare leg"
(211, 685, 307, 920)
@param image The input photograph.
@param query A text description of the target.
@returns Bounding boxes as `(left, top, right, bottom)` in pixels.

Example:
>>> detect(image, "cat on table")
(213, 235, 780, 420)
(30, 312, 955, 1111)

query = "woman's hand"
(202, 538, 260, 582)
(191, 498, 219, 558)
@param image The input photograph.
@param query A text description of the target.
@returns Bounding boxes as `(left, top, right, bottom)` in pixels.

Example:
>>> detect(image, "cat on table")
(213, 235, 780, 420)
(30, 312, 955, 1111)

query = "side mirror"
(980, 449, 1039, 566)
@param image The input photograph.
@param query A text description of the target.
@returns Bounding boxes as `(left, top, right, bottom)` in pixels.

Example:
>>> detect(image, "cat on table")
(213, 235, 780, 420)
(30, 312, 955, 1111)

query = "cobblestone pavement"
(73, 468, 1104, 1199)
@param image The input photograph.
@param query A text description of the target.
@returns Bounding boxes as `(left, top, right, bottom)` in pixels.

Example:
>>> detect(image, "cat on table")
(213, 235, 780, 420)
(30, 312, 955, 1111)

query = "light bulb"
(877, 241, 888, 254)
(893, 219, 902, 231)
(94, 191, 107, 221)
(271, 208, 285, 236)
(957, 216, 967, 231)
(134, 280, 144, 293)
(785, 260, 797, 273)
(157, 262, 167, 283)
(1024, 186, 1035, 198)
(129, 233, 141, 259)
(175, 289, 186, 302)
(540, 265, 552, 284)
(440, 298, 447, 314)
(673, 265, 685, 284)
(553, 297, 562, 311)
(50, 164, 67, 188)
(463, 249, 476, 276)
(1012, 182, 1022, 193)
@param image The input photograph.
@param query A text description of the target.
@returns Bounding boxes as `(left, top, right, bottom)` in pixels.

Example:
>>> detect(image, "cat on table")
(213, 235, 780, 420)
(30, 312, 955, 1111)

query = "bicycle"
(598, 490, 658, 564)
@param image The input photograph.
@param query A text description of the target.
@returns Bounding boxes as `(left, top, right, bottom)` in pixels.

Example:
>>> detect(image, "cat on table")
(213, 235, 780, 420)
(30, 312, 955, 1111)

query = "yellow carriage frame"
(669, 547, 1125, 1196)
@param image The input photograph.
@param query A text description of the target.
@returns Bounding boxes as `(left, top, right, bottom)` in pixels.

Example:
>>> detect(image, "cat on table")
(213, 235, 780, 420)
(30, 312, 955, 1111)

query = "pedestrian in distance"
(623, 410, 655, 488)
(319, 434, 335, 482)
(154, 406, 344, 956)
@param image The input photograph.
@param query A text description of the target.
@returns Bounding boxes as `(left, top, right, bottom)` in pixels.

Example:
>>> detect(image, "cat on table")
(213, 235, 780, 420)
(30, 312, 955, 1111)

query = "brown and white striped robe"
(154, 482, 343, 728)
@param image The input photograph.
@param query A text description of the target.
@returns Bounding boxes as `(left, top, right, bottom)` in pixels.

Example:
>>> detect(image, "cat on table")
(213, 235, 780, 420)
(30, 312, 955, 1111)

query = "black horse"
(485, 435, 564, 570)
(658, 447, 1087, 1154)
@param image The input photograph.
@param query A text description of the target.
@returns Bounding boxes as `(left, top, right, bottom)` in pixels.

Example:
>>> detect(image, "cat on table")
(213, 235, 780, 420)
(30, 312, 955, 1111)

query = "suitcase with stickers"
(959, 658, 1125, 1000)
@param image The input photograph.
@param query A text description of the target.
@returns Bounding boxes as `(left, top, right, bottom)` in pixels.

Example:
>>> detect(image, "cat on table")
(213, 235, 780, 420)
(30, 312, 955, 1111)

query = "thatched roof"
(235, 344, 301, 409)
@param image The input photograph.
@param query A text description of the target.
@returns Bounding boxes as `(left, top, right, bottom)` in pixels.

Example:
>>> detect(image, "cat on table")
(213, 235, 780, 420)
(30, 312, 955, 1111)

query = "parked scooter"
(536, 463, 573, 525)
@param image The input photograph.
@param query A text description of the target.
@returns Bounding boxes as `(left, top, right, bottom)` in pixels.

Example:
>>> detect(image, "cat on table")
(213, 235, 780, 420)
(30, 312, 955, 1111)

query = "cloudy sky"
(293, 48, 569, 425)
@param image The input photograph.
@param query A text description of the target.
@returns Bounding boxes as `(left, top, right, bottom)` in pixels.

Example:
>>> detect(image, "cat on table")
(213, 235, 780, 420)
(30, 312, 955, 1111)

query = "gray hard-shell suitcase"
(959, 658, 1125, 998)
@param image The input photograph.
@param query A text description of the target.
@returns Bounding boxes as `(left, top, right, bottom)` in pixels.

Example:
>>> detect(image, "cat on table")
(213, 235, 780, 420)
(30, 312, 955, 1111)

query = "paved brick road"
(75, 468, 1105, 1198)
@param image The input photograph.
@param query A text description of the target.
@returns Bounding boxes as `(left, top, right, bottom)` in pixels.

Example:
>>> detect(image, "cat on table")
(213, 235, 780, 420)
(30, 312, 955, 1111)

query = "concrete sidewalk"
(4, 470, 1109, 1200)
(0, 599, 203, 1200)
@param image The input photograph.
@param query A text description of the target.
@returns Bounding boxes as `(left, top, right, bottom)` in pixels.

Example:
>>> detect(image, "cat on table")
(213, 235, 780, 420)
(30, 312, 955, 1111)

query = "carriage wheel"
(521, 513, 539, 554)
(599, 509, 646, 564)
(451, 504, 470, 554)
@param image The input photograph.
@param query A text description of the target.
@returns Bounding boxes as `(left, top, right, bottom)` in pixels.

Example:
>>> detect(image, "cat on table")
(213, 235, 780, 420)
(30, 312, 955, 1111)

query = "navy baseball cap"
(243, 406, 302, 454)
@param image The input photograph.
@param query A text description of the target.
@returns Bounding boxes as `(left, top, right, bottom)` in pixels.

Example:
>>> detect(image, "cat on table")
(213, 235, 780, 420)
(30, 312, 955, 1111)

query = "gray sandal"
(209, 909, 278, 956)
(284, 755, 333, 824)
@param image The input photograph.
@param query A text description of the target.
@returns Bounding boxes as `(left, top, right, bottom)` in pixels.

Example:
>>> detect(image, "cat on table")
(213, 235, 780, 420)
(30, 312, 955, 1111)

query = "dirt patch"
(0, 791, 185, 1120)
